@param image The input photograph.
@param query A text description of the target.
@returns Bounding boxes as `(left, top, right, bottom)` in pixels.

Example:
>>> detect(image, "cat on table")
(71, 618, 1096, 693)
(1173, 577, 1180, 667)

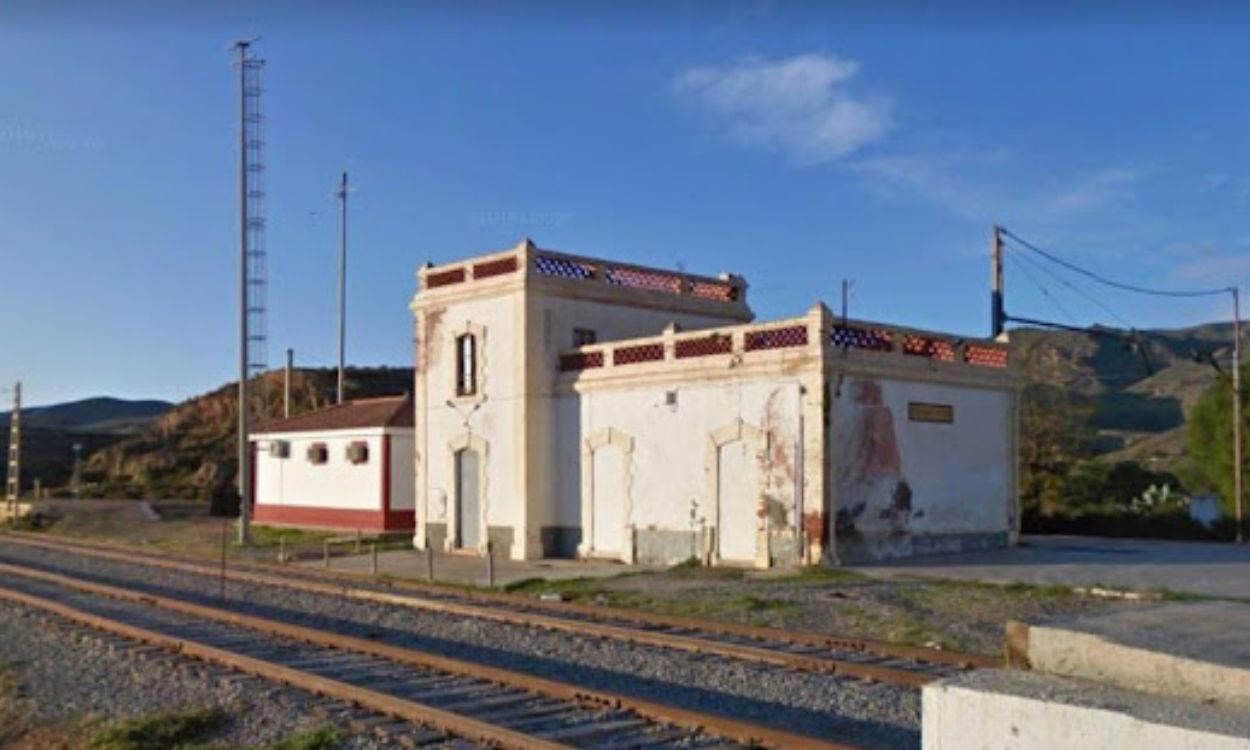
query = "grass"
(89, 708, 342, 750)
(90, 708, 226, 750)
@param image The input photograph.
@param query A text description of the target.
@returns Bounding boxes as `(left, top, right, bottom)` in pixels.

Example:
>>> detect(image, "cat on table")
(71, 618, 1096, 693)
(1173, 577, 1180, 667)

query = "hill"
(0, 397, 172, 434)
(0, 397, 173, 492)
(81, 367, 413, 503)
(1012, 321, 1234, 470)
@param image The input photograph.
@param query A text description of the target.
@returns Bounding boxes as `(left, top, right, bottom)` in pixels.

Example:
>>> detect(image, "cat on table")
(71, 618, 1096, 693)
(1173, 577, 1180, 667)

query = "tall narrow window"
(456, 333, 477, 396)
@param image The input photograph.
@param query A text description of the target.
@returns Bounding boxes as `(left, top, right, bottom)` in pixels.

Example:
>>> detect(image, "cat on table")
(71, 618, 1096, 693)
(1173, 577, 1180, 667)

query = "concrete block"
(1009, 602, 1250, 709)
(923, 670, 1250, 750)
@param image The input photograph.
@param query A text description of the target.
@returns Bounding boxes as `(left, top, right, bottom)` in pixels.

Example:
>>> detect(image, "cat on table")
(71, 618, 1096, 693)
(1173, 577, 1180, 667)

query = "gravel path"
(0, 599, 420, 749)
(0, 540, 921, 750)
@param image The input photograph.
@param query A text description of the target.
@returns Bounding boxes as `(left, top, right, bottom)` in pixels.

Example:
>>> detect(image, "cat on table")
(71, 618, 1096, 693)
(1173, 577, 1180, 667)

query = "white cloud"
(676, 53, 890, 164)
(1043, 168, 1141, 214)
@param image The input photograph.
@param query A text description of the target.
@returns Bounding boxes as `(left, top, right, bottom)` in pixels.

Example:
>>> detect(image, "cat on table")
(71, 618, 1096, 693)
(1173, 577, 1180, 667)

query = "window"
(573, 328, 597, 347)
(306, 442, 328, 465)
(456, 333, 477, 396)
(269, 440, 290, 459)
(346, 441, 369, 464)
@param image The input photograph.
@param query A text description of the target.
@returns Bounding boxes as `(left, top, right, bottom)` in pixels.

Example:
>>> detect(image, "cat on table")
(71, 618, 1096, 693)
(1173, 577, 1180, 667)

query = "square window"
(573, 328, 597, 347)
(306, 442, 328, 465)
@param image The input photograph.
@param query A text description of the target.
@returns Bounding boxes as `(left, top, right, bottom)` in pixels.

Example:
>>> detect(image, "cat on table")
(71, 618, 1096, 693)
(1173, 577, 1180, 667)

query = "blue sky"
(3, 2, 1249, 406)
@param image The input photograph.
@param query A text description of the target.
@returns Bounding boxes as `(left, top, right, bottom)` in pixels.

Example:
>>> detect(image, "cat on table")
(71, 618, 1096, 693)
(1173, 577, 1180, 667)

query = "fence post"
(278, 537, 286, 564)
(485, 540, 495, 588)
(354, 528, 362, 553)
(425, 544, 434, 583)
(323, 539, 331, 569)
(370, 543, 378, 576)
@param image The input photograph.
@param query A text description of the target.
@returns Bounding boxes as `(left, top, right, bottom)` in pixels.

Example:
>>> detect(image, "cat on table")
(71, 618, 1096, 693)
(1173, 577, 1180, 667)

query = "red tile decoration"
(559, 350, 605, 371)
(472, 256, 518, 279)
(613, 342, 666, 366)
(675, 334, 733, 359)
(745, 325, 808, 352)
(535, 254, 596, 279)
(426, 267, 466, 289)
(690, 280, 738, 301)
(903, 334, 957, 362)
(965, 343, 1009, 368)
(605, 266, 683, 294)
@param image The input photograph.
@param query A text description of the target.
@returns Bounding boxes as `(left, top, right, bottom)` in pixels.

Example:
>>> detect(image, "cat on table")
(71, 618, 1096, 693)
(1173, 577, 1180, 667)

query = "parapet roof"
(414, 239, 752, 320)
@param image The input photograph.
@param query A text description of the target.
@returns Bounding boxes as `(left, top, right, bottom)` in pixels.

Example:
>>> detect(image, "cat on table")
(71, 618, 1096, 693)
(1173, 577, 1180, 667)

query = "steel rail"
(1, 532, 996, 677)
(0, 559, 866, 750)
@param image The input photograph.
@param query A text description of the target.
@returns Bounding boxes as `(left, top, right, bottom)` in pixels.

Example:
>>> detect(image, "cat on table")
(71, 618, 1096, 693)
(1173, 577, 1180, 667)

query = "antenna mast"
(234, 38, 267, 544)
(337, 171, 348, 405)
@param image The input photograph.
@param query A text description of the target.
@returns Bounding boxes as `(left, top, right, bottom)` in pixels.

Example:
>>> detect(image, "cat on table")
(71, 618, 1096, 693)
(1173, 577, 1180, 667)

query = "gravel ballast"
(0, 599, 421, 749)
(0, 539, 921, 750)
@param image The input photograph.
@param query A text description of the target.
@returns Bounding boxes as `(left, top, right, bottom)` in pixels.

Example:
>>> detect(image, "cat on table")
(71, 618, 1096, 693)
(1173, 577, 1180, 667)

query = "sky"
(3, 1, 1250, 407)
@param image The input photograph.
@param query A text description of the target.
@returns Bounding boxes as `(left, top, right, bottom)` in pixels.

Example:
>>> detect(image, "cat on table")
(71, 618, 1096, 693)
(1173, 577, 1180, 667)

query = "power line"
(1000, 227, 1232, 298)
(1005, 244, 1135, 328)
(1004, 253, 1079, 326)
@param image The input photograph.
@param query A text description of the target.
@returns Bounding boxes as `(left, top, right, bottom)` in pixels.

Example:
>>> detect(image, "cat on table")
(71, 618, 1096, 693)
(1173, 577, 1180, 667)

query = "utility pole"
(337, 171, 349, 405)
(1233, 286, 1244, 543)
(5, 382, 20, 524)
(284, 348, 293, 419)
(991, 224, 1005, 340)
(71, 442, 82, 499)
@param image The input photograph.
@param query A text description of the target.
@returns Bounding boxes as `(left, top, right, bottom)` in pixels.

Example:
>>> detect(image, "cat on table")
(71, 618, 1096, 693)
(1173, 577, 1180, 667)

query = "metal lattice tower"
(243, 50, 269, 383)
(5, 382, 20, 519)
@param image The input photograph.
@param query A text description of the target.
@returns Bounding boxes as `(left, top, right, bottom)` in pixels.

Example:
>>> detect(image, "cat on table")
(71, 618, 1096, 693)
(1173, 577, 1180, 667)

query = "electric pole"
(72, 442, 82, 500)
(991, 224, 1005, 340)
(1233, 286, 1244, 543)
(337, 171, 349, 405)
(5, 382, 20, 524)
(284, 348, 293, 419)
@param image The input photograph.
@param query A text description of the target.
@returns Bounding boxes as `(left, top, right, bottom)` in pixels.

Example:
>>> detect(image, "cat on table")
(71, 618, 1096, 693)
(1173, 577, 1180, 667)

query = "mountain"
(0, 397, 172, 434)
(81, 367, 413, 503)
(1012, 321, 1234, 469)
(0, 397, 173, 493)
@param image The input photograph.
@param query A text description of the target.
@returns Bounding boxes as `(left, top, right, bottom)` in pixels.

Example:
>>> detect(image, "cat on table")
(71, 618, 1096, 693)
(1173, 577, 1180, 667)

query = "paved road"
(855, 535, 1250, 600)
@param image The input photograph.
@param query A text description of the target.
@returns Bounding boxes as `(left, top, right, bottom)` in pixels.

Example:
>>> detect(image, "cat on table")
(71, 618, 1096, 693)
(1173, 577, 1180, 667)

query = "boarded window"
(456, 333, 477, 396)
(306, 442, 329, 464)
(346, 441, 369, 465)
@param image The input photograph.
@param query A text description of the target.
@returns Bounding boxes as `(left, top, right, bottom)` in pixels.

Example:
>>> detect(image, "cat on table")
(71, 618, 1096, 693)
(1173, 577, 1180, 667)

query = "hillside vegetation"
(80, 367, 412, 503)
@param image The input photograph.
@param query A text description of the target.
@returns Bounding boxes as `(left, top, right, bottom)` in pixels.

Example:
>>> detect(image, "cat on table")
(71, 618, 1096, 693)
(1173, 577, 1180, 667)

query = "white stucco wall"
(555, 377, 805, 563)
(254, 429, 384, 510)
(418, 292, 522, 542)
(832, 375, 1012, 548)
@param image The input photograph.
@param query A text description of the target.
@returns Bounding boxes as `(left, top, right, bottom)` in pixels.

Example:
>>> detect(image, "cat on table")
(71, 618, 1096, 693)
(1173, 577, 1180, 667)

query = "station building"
(411, 240, 1017, 566)
(251, 395, 415, 533)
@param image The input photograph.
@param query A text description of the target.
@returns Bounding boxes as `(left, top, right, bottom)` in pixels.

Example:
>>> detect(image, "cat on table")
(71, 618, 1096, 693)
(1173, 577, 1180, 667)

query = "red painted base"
(253, 504, 415, 533)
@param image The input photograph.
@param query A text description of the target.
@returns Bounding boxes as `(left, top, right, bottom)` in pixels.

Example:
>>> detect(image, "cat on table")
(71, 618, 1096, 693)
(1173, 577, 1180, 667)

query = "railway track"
(0, 532, 997, 689)
(0, 558, 863, 750)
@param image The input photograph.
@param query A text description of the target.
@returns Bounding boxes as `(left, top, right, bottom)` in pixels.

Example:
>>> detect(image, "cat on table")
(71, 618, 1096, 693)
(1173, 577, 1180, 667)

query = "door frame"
(707, 419, 766, 566)
(446, 433, 489, 554)
(578, 427, 635, 562)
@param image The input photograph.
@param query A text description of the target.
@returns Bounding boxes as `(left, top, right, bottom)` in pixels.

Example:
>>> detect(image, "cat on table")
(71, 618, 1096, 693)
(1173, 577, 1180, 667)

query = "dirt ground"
(14, 499, 1142, 656)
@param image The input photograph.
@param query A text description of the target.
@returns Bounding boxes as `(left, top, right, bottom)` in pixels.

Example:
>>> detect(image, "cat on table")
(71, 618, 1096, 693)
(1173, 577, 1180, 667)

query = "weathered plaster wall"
(529, 295, 752, 555)
(555, 378, 805, 566)
(254, 429, 384, 510)
(416, 291, 523, 555)
(831, 375, 1012, 562)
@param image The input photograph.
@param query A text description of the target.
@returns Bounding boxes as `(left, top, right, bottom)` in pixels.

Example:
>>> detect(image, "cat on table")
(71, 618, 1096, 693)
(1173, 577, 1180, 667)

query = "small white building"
(251, 395, 415, 533)
(411, 240, 1018, 566)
